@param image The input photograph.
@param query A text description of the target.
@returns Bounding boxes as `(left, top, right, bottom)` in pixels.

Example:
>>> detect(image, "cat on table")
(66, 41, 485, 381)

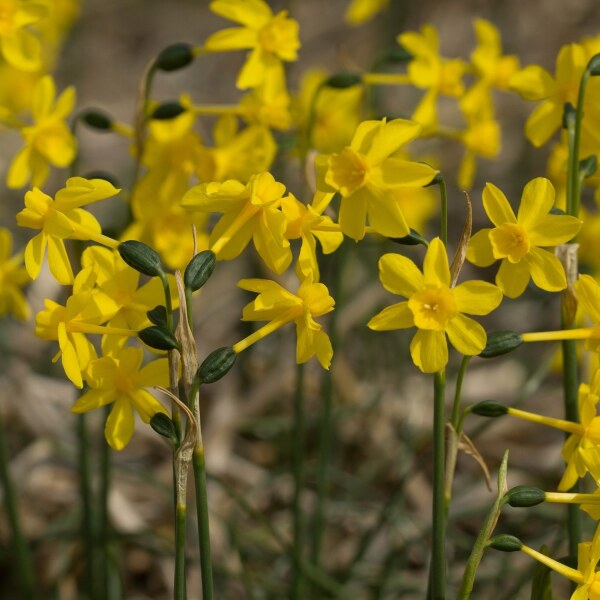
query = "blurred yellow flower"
(0, 227, 30, 320)
(345, 0, 389, 25)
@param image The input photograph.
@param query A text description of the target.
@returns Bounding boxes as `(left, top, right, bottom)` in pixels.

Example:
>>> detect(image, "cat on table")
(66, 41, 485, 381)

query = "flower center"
(258, 12, 298, 58)
(489, 223, 530, 263)
(326, 148, 370, 196)
(588, 574, 600, 600)
(408, 285, 457, 331)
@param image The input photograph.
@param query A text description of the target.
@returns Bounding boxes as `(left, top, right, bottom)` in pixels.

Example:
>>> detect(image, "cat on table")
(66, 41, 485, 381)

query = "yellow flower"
(8, 75, 77, 189)
(344, 0, 389, 26)
(204, 0, 300, 90)
(457, 115, 500, 190)
(315, 118, 437, 241)
(0, 227, 30, 320)
(16, 177, 120, 284)
(281, 191, 343, 281)
(0, 0, 47, 71)
(467, 178, 581, 298)
(510, 43, 600, 147)
(71, 340, 169, 450)
(368, 238, 502, 373)
(181, 171, 291, 274)
(397, 25, 467, 131)
(232, 276, 335, 369)
(574, 275, 600, 353)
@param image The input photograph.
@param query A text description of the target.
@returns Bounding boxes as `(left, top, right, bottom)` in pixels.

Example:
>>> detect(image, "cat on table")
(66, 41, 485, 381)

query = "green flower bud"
(184, 250, 217, 292)
(152, 102, 186, 120)
(580, 155, 598, 179)
(118, 241, 164, 278)
(479, 331, 523, 358)
(586, 53, 600, 76)
(81, 109, 113, 131)
(139, 326, 181, 352)
(324, 72, 362, 89)
(379, 45, 413, 64)
(471, 400, 508, 418)
(154, 43, 194, 72)
(150, 413, 178, 447)
(505, 485, 546, 508)
(389, 229, 429, 247)
(488, 535, 522, 552)
(562, 102, 576, 130)
(198, 347, 237, 384)
(424, 171, 444, 187)
(147, 305, 167, 327)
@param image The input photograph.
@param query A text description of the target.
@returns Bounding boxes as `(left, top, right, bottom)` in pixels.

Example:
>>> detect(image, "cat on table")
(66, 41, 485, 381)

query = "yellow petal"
(71, 389, 114, 413)
(350, 120, 383, 155)
(524, 247, 566, 292)
(509, 65, 556, 101)
(1, 29, 41, 71)
(378, 253, 424, 297)
(58, 323, 83, 388)
(366, 119, 422, 164)
(105, 399, 135, 451)
(339, 187, 368, 240)
(7, 146, 31, 189)
(366, 187, 410, 238)
(574, 275, 600, 324)
(129, 389, 168, 423)
(367, 301, 414, 330)
(453, 281, 502, 315)
(204, 26, 257, 51)
(423, 237, 450, 287)
(482, 182, 516, 226)
(210, 0, 272, 27)
(253, 208, 291, 274)
(46, 236, 74, 285)
(372, 158, 436, 188)
(410, 329, 448, 373)
(466, 228, 495, 267)
(524, 101, 561, 148)
(517, 177, 555, 229)
(528, 214, 581, 246)
(496, 258, 530, 298)
(446, 314, 487, 356)
(24, 233, 46, 279)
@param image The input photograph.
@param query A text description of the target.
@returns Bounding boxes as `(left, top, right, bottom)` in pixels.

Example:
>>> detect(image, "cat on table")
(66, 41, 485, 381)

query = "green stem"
(193, 444, 214, 599)
(131, 62, 156, 191)
(430, 370, 446, 600)
(292, 363, 306, 600)
(0, 413, 37, 599)
(438, 176, 448, 246)
(457, 451, 509, 599)
(77, 413, 97, 599)
(174, 502, 187, 600)
(99, 406, 111, 599)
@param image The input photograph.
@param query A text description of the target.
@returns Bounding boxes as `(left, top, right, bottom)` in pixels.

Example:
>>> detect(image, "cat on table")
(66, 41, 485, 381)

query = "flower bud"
(147, 305, 167, 327)
(152, 102, 186, 120)
(586, 53, 600, 76)
(118, 241, 164, 278)
(81, 109, 113, 131)
(139, 326, 181, 352)
(580, 155, 597, 179)
(198, 347, 237, 384)
(389, 229, 428, 247)
(479, 331, 522, 358)
(184, 251, 217, 292)
(470, 400, 508, 418)
(505, 485, 546, 508)
(154, 43, 194, 72)
(488, 535, 522, 552)
(325, 72, 362, 88)
(150, 413, 179, 447)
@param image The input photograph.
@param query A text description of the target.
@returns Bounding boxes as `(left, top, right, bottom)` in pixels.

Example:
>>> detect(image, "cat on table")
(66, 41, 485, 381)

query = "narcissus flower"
(344, 0, 389, 26)
(8, 75, 77, 189)
(467, 178, 581, 298)
(181, 171, 291, 274)
(204, 0, 300, 90)
(0, 227, 31, 320)
(16, 177, 120, 284)
(315, 118, 437, 241)
(368, 238, 502, 373)
(232, 276, 335, 369)
(71, 341, 169, 450)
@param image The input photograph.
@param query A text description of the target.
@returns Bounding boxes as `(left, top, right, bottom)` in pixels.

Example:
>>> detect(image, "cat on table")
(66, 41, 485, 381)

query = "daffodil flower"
(8, 75, 77, 189)
(181, 171, 291, 274)
(204, 0, 300, 90)
(71, 340, 169, 450)
(16, 177, 120, 284)
(0, 0, 47, 71)
(510, 42, 600, 147)
(467, 177, 581, 298)
(368, 238, 502, 373)
(35, 268, 138, 388)
(0, 227, 31, 320)
(344, 0, 389, 25)
(397, 25, 467, 132)
(232, 276, 335, 369)
(281, 191, 343, 281)
(315, 118, 437, 241)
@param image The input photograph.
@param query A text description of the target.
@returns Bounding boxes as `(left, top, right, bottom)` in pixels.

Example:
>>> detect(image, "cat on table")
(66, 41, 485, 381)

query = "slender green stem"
(292, 363, 306, 600)
(174, 502, 187, 600)
(77, 414, 97, 599)
(192, 445, 214, 600)
(131, 61, 156, 191)
(457, 451, 509, 599)
(99, 406, 111, 599)
(451, 356, 470, 429)
(438, 176, 448, 246)
(430, 370, 446, 600)
(0, 413, 37, 599)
